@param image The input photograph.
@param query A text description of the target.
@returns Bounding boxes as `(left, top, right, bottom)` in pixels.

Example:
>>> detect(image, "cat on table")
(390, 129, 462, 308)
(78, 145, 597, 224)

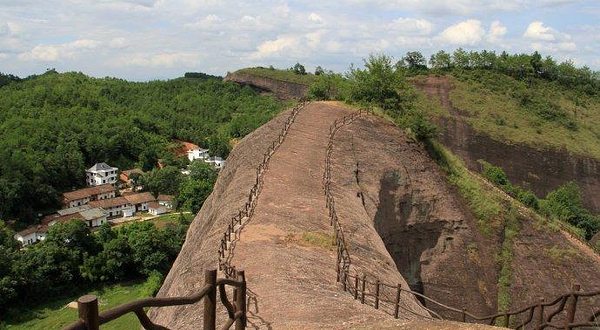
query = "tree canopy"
(0, 72, 282, 225)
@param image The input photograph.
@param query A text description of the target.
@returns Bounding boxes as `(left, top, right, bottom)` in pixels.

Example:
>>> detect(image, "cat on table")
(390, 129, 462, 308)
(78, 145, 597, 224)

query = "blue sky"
(1, 0, 599, 81)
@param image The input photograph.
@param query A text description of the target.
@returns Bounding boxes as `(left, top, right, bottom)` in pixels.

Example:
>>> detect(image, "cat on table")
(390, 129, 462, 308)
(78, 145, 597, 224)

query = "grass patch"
(445, 71, 600, 161)
(2, 279, 156, 330)
(300, 232, 334, 249)
(545, 246, 578, 263)
(285, 231, 334, 250)
(496, 206, 521, 315)
(428, 141, 501, 236)
(235, 67, 318, 86)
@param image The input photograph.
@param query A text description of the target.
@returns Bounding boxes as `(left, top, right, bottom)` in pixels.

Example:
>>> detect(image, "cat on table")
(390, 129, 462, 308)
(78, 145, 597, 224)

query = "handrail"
(218, 102, 309, 278)
(323, 108, 600, 329)
(61, 269, 247, 330)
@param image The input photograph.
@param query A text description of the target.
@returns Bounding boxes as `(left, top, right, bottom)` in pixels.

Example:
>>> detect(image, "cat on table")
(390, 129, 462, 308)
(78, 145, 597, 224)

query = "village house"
(188, 147, 210, 162)
(43, 205, 109, 228)
(148, 202, 167, 216)
(123, 192, 155, 212)
(14, 225, 47, 247)
(120, 168, 144, 188)
(86, 162, 119, 187)
(205, 156, 226, 170)
(158, 195, 174, 209)
(62, 184, 117, 208)
(89, 197, 134, 218)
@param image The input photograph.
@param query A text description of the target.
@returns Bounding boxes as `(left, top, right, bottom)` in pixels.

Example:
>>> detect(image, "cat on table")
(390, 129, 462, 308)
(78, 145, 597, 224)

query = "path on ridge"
(230, 102, 395, 330)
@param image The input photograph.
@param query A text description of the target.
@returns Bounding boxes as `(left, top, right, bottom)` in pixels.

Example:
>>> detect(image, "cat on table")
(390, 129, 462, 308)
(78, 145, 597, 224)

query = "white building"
(187, 147, 209, 162)
(158, 195, 174, 209)
(205, 156, 226, 170)
(44, 205, 109, 228)
(89, 197, 134, 218)
(86, 163, 119, 187)
(62, 184, 117, 208)
(14, 226, 47, 247)
(123, 192, 155, 212)
(148, 202, 167, 215)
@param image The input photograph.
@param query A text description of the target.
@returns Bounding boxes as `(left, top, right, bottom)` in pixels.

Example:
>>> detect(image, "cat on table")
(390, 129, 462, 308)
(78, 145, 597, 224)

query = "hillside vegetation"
(414, 70, 600, 161)
(0, 71, 284, 224)
(235, 66, 319, 85)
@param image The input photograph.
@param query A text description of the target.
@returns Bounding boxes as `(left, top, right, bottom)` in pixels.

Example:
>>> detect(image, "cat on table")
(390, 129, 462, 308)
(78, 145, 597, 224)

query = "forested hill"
(0, 71, 283, 224)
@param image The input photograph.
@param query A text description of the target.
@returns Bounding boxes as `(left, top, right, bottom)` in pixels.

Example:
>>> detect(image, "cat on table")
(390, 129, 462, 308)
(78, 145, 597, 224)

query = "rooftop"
(16, 225, 48, 237)
(158, 194, 174, 201)
(57, 205, 91, 216)
(89, 196, 131, 209)
(63, 184, 117, 201)
(87, 162, 116, 172)
(124, 192, 155, 204)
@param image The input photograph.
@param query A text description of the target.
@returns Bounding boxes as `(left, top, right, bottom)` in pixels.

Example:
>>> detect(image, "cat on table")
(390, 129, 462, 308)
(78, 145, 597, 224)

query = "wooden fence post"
(461, 308, 466, 322)
(503, 313, 509, 328)
(342, 271, 347, 291)
(235, 270, 247, 330)
(374, 280, 380, 309)
(394, 284, 401, 319)
(354, 276, 359, 300)
(536, 298, 544, 330)
(564, 284, 580, 330)
(78, 295, 99, 330)
(361, 275, 366, 304)
(203, 269, 217, 330)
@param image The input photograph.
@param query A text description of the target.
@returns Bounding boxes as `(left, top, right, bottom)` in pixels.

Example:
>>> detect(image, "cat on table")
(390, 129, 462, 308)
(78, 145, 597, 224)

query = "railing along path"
(323, 108, 600, 329)
(218, 102, 308, 278)
(62, 269, 247, 330)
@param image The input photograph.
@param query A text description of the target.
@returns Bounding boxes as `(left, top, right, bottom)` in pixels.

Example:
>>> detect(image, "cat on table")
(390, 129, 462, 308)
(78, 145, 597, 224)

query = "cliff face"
(414, 77, 600, 213)
(223, 72, 309, 100)
(332, 113, 600, 323)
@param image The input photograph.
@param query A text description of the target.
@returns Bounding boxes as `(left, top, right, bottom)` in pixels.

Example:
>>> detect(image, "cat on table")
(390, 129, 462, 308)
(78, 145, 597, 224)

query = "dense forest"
(0, 71, 283, 225)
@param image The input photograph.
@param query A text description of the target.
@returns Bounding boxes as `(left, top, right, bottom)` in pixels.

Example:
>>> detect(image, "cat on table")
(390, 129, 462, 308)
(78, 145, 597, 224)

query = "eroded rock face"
(414, 77, 600, 213)
(331, 113, 600, 323)
(223, 72, 309, 100)
(331, 116, 499, 318)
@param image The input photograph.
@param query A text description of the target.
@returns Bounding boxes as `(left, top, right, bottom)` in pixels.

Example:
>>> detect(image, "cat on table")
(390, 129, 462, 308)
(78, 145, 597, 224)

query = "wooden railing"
(218, 101, 308, 278)
(62, 269, 247, 330)
(323, 108, 600, 329)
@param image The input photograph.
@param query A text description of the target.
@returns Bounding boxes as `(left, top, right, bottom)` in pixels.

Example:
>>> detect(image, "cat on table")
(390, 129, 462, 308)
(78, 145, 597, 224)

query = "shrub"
(308, 73, 348, 101)
(141, 271, 164, 297)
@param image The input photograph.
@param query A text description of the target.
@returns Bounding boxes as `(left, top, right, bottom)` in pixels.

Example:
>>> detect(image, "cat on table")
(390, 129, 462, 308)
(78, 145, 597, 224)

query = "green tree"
(400, 51, 428, 72)
(347, 54, 410, 112)
(429, 51, 453, 70)
(291, 63, 307, 75)
(177, 180, 213, 213)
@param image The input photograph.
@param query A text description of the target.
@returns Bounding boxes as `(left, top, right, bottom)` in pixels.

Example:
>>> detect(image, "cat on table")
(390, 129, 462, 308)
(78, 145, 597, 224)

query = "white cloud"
(387, 17, 433, 35)
(18, 39, 100, 61)
(438, 19, 485, 45)
(308, 13, 323, 22)
(524, 21, 576, 53)
(109, 37, 127, 49)
(0, 53, 9, 60)
(251, 35, 298, 59)
(524, 21, 557, 41)
(487, 20, 507, 43)
(110, 52, 200, 67)
(185, 14, 222, 30)
(19, 45, 60, 61)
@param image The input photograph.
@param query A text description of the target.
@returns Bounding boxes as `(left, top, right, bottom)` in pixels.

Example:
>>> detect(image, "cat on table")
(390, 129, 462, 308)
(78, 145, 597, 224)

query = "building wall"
(68, 197, 90, 208)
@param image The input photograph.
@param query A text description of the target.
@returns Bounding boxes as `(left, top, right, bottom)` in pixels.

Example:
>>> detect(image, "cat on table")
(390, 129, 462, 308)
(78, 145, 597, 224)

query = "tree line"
(0, 215, 190, 316)
(0, 70, 282, 226)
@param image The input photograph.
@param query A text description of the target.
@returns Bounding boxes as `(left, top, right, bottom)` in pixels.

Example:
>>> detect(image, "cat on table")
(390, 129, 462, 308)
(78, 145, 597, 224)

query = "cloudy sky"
(1, 0, 599, 80)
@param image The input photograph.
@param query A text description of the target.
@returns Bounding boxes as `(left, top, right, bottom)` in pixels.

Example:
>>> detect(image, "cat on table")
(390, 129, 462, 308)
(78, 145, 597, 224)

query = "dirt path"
(229, 102, 398, 330)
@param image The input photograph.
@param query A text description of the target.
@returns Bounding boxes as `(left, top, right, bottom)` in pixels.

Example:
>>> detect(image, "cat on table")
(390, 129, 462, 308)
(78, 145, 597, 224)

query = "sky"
(1, 0, 600, 81)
